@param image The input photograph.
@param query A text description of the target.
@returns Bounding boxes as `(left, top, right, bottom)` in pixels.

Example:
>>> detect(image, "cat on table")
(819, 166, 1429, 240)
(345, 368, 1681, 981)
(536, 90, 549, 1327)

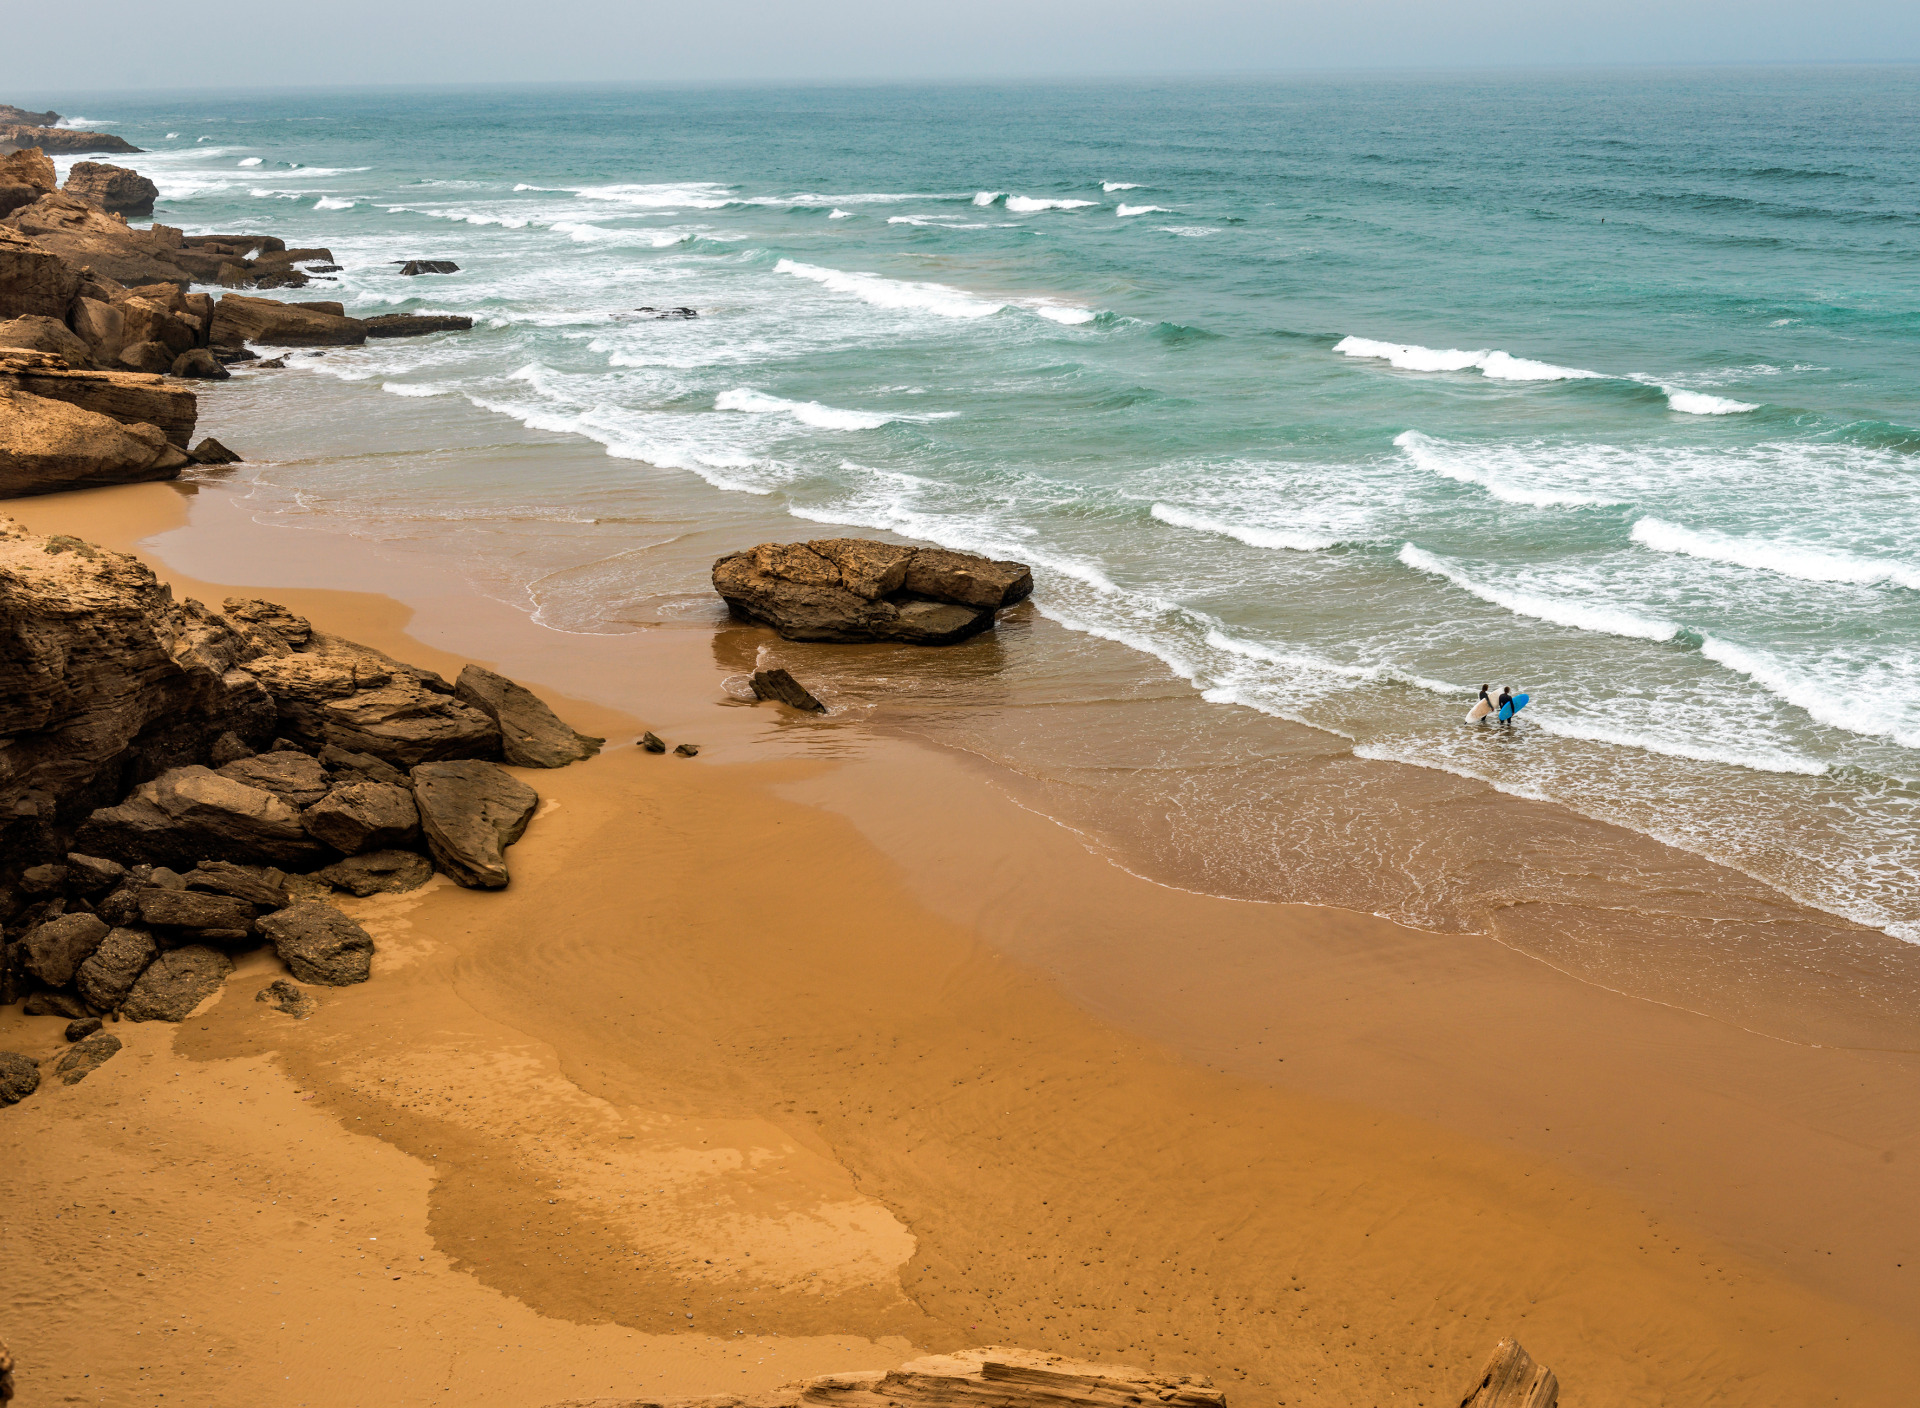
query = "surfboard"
(1498, 692, 1531, 722)
(1466, 697, 1493, 722)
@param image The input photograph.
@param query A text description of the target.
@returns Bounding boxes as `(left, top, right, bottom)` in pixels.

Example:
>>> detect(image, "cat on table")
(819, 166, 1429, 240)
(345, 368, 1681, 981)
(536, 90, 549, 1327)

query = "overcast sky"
(5, 0, 1919, 93)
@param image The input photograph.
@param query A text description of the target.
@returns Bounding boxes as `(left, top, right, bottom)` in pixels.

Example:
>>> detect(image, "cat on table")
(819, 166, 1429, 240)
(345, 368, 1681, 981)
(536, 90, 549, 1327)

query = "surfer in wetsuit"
(1496, 687, 1514, 723)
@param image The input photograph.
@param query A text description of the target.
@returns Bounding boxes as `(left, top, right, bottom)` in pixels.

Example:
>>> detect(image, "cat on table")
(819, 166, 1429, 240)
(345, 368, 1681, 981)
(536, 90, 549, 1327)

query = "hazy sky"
(5, 0, 1918, 93)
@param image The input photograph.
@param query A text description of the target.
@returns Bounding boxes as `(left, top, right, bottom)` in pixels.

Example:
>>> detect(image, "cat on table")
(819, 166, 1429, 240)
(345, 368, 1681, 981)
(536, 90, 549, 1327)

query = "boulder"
(410, 759, 538, 890)
(0, 224, 80, 321)
(362, 314, 473, 338)
(65, 1016, 103, 1041)
(711, 539, 1030, 645)
(314, 849, 433, 897)
(75, 764, 326, 870)
(1457, 1338, 1559, 1408)
(170, 348, 229, 380)
(133, 887, 258, 934)
(0, 1051, 39, 1106)
(210, 294, 365, 347)
(184, 860, 289, 908)
(64, 853, 127, 893)
(62, 162, 159, 216)
(22, 911, 109, 986)
(257, 902, 374, 986)
(305, 678, 499, 767)
(256, 977, 315, 1018)
(22, 991, 86, 1018)
(20, 861, 67, 894)
(301, 780, 419, 855)
(0, 385, 183, 496)
(396, 260, 458, 275)
(453, 664, 603, 768)
(317, 743, 406, 786)
(117, 339, 174, 373)
(119, 944, 232, 1021)
(0, 313, 92, 366)
(0, 358, 197, 446)
(53, 1030, 122, 1084)
(217, 750, 331, 807)
(74, 926, 157, 1011)
(189, 436, 241, 464)
(750, 667, 827, 713)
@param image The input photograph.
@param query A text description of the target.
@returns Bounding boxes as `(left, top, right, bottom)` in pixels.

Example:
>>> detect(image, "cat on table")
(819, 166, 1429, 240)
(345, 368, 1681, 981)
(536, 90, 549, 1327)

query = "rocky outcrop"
(545, 1349, 1227, 1408)
(119, 945, 231, 1021)
(2, 522, 592, 1013)
(364, 313, 473, 338)
(3, 192, 186, 288)
(63, 162, 158, 217)
(0, 125, 139, 156)
(0, 353, 197, 447)
(712, 538, 1033, 644)
(257, 902, 374, 986)
(0, 106, 62, 128)
(0, 313, 94, 366)
(454, 664, 603, 768)
(0, 385, 186, 496)
(1458, 1338, 1558, 1408)
(0, 225, 80, 320)
(411, 760, 537, 889)
(0, 147, 56, 220)
(397, 260, 458, 275)
(210, 294, 365, 347)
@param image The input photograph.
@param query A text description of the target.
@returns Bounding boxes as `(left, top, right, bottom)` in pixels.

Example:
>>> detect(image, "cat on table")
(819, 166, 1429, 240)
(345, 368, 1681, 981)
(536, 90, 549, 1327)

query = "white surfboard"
(1466, 697, 1493, 722)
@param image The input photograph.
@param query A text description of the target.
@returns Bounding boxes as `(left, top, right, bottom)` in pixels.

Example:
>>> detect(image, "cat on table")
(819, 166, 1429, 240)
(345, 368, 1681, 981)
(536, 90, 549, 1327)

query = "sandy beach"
(2, 475, 1917, 1408)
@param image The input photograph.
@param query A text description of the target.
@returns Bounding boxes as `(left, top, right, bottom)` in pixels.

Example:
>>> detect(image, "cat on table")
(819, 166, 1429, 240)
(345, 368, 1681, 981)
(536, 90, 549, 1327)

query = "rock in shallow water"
(411, 759, 537, 890)
(257, 902, 374, 986)
(255, 977, 316, 1018)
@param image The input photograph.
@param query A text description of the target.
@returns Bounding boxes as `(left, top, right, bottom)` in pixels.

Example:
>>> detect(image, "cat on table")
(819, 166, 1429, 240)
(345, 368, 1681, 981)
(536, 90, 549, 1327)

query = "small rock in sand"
(255, 977, 316, 1018)
(673, 743, 700, 757)
(640, 731, 666, 754)
(750, 667, 827, 713)
(54, 1031, 122, 1084)
(120, 945, 233, 1022)
(64, 1017, 103, 1042)
(0, 1051, 41, 1106)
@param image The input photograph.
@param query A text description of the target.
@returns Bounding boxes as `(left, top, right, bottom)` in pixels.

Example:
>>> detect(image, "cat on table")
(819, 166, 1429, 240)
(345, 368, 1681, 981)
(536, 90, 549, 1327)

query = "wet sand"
(2, 481, 1918, 1407)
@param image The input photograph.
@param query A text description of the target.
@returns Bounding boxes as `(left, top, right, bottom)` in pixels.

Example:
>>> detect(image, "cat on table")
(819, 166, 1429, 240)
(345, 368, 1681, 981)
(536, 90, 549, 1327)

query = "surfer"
(1496, 686, 1514, 723)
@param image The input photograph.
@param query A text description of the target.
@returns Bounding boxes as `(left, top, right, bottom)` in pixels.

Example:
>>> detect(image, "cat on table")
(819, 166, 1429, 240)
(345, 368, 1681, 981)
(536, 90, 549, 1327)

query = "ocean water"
(41, 72, 1920, 1008)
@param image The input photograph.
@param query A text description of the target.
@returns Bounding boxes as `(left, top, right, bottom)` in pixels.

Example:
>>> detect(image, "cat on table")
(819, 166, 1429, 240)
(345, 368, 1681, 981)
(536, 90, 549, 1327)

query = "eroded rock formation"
(63, 161, 158, 217)
(713, 538, 1033, 644)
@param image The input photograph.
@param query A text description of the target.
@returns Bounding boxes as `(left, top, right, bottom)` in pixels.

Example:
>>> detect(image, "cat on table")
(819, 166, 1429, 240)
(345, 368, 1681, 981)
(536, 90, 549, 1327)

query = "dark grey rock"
(65, 1017, 103, 1041)
(64, 853, 127, 894)
(120, 945, 233, 1021)
(74, 927, 158, 1011)
(640, 731, 666, 754)
(22, 991, 88, 1019)
(362, 313, 473, 337)
(134, 888, 258, 934)
(185, 861, 289, 908)
(410, 759, 538, 890)
(217, 751, 331, 808)
(93, 884, 142, 928)
(301, 781, 419, 855)
(256, 902, 374, 986)
(23, 912, 110, 986)
(20, 862, 68, 895)
(0, 1051, 39, 1106)
(750, 668, 827, 713)
(208, 730, 254, 765)
(395, 260, 459, 275)
(314, 849, 433, 897)
(255, 977, 316, 1018)
(673, 743, 700, 758)
(148, 866, 188, 890)
(318, 743, 407, 786)
(452, 664, 603, 768)
(76, 765, 326, 870)
(54, 1030, 122, 1084)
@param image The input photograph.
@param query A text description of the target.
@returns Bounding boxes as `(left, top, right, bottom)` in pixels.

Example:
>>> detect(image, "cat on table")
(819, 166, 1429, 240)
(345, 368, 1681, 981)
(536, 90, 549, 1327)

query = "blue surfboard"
(1498, 692, 1530, 722)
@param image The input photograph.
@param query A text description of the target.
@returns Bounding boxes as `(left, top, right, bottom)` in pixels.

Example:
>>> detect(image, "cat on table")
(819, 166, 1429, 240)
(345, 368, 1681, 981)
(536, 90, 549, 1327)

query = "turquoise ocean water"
(36, 71, 1920, 989)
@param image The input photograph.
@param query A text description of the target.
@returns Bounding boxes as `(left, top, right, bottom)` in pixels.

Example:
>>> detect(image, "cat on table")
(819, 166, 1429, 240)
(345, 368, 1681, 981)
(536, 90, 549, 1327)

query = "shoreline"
(2, 476, 1918, 1405)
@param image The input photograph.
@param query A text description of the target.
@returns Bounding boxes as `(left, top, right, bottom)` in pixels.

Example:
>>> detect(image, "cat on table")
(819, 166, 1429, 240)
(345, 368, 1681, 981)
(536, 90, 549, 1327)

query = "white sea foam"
(774, 257, 1003, 318)
(237, 157, 262, 167)
(715, 387, 898, 431)
(164, 132, 180, 139)
(1116, 204, 1171, 217)
(1398, 543, 1679, 641)
(382, 382, 451, 398)
(972, 191, 1003, 206)
(1157, 226, 1217, 237)
(1696, 636, 1918, 747)
(1102, 181, 1142, 191)
(1151, 501, 1336, 551)
(1335, 336, 1599, 382)
(1005, 196, 1099, 213)
(1394, 430, 1619, 508)
(1204, 629, 1460, 695)
(1663, 388, 1759, 415)
(1031, 301, 1096, 325)
(1632, 517, 1920, 591)
(1533, 716, 1827, 776)
(576, 182, 732, 209)
(313, 197, 354, 211)
(828, 208, 852, 219)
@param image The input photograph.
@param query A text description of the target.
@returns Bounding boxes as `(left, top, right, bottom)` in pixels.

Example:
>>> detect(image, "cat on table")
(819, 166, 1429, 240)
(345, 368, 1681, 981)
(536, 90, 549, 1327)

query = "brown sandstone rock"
(411, 759, 538, 890)
(1457, 1337, 1558, 1408)
(210, 293, 366, 347)
(119, 944, 232, 1021)
(0, 225, 81, 320)
(313, 849, 433, 897)
(453, 664, 603, 768)
(0, 313, 93, 366)
(2, 192, 187, 288)
(302, 780, 420, 855)
(749, 667, 827, 712)
(257, 901, 374, 985)
(53, 1030, 122, 1084)
(22, 911, 109, 986)
(903, 547, 1034, 609)
(0, 124, 140, 156)
(189, 436, 241, 463)
(62, 161, 159, 216)
(170, 348, 228, 380)
(0, 358, 196, 446)
(74, 926, 157, 1011)
(0, 1051, 40, 1105)
(133, 886, 259, 934)
(185, 860, 290, 908)
(216, 750, 331, 807)
(0, 146, 58, 219)
(117, 339, 174, 373)
(76, 764, 326, 869)
(0, 386, 183, 497)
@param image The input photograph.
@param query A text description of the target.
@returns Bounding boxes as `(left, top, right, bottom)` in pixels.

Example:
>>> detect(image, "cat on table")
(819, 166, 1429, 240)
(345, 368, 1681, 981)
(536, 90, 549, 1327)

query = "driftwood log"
(1457, 1337, 1558, 1408)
